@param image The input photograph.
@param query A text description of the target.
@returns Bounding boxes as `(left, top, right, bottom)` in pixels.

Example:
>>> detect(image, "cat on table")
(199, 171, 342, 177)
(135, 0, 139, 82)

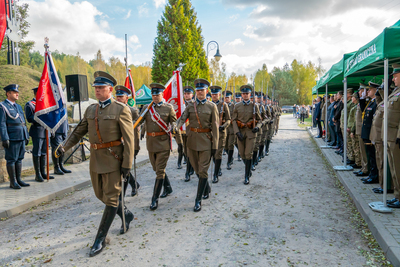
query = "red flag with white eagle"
(124, 68, 135, 99)
(163, 71, 185, 124)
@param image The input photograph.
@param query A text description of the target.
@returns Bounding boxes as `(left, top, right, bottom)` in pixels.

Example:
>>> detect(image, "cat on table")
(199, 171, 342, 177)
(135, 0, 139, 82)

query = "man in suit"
(175, 79, 219, 212)
(333, 91, 344, 150)
(25, 87, 54, 182)
(0, 84, 30, 189)
(314, 96, 322, 138)
(327, 95, 336, 146)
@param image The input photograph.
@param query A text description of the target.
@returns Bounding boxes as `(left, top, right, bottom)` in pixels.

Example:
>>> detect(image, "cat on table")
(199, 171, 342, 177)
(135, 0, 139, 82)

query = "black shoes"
(15, 162, 30, 187)
(33, 156, 44, 182)
(128, 173, 140, 196)
(150, 179, 163, 210)
(227, 150, 234, 170)
(52, 153, 64, 175)
(213, 159, 221, 183)
(387, 200, 400, 208)
(355, 171, 369, 177)
(372, 187, 394, 194)
(362, 176, 379, 184)
(387, 198, 398, 204)
(7, 165, 21, 189)
(41, 155, 54, 179)
(194, 178, 208, 212)
(89, 205, 117, 257)
(251, 151, 257, 171)
(265, 140, 271, 156)
(160, 174, 173, 198)
(59, 155, 71, 173)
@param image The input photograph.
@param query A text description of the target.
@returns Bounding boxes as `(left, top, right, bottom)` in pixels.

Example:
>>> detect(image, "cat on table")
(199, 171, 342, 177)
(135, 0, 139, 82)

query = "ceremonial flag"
(0, 0, 7, 48)
(124, 68, 135, 105)
(163, 70, 185, 129)
(34, 50, 67, 134)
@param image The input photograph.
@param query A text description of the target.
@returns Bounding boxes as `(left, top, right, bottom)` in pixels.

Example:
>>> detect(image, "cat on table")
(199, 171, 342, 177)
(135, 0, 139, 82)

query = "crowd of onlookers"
(309, 72, 400, 208)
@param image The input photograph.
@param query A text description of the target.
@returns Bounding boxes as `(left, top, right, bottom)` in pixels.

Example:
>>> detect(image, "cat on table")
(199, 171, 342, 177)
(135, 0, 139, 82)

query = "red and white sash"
(149, 105, 173, 150)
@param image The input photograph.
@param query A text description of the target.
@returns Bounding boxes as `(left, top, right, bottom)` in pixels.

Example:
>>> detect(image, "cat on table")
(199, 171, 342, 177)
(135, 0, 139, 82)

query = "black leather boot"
(227, 150, 234, 170)
(244, 159, 251, 185)
(258, 145, 264, 162)
(251, 151, 257, 171)
(89, 205, 117, 257)
(41, 155, 55, 179)
(128, 173, 140, 196)
(150, 179, 163, 210)
(203, 180, 211, 199)
(218, 161, 222, 177)
(177, 144, 183, 169)
(265, 140, 270, 156)
(253, 151, 259, 166)
(33, 156, 44, 182)
(183, 154, 187, 165)
(185, 160, 192, 182)
(15, 162, 29, 187)
(51, 153, 64, 175)
(116, 202, 134, 234)
(160, 174, 173, 198)
(59, 155, 71, 173)
(189, 161, 194, 176)
(7, 165, 21, 189)
(213, 159, 221, 183)
(194, 178, 208, 212)
(235, 144, 241, 161)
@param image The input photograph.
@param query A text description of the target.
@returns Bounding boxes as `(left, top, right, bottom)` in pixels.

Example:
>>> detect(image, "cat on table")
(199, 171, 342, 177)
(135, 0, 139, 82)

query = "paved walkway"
(0, 139, 177, 219)
(308, 126, 400, 266)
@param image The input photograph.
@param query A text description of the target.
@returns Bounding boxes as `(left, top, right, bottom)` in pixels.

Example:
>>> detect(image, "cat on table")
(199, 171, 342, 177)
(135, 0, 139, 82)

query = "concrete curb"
(0, 159, 150, 220)
(307, 128, 400, 266)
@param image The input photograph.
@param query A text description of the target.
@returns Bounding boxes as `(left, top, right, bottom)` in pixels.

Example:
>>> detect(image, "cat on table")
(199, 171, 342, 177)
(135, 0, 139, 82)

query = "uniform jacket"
(63, 98, 134, 173)
(232, 101, 263, 139)
(314, 101, 322, 120)
(129, 106, 140, 150)
(355, 99, 367, 135)
(386, 87, 400, 142)
(141, 102, 177, 153)
(214, 100, 231, 139)
(370, 99, 384, 143)
(25, 98, 46, 139)
(176, 100, 219, 151)
(333, 100, 344, 122)
(0, 100, 29, 142)
(262, 104, 271, 130)
(327, 101, 335, 126)
(347, 103, 358, 134)
(226, 102, 235, 134)
(53, 119, 69, 138)
(361, 98, 377, 141)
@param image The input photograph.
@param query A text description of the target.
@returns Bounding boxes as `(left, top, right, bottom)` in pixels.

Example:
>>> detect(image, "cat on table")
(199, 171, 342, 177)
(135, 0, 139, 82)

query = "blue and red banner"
(34, 50, 67, 134)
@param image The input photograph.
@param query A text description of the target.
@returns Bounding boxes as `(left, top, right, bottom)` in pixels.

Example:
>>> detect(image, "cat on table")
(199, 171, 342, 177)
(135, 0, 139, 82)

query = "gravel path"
(0, 115, 371, 266)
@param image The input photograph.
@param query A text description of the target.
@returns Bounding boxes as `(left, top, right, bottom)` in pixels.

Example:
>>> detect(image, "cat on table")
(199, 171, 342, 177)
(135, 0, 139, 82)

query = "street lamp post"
(206, 41, 222, 62)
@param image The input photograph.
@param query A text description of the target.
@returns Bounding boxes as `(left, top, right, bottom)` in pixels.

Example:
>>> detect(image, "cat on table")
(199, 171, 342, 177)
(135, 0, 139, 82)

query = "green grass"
(297, 116, 312, 128)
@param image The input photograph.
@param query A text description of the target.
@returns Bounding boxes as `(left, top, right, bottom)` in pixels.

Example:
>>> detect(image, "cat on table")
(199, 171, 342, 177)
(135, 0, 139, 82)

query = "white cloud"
(229, 14, 239, 23)
(128, 35, 142, 51)
(138, 3, 149, 17)
(22, 0, 127, 62)
(154, 0, 166, 9)
(225, 38, 245, 47)
(124, 10, 132, 20)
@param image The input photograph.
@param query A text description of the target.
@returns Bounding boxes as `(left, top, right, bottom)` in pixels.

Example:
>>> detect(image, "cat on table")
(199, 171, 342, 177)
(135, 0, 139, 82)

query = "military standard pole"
(334, 77, 353, 171)
(321, 84, 331, 149)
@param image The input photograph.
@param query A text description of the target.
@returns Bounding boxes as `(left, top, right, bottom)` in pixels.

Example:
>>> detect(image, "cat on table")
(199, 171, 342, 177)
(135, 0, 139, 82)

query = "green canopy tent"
(343, 20, 400, 213)
(135, 84, 152, 106)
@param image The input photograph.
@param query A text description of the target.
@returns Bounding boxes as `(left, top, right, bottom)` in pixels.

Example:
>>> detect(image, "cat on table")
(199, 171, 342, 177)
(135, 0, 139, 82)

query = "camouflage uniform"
(348, 95, 361, 166)
(341, 98, 355, 161)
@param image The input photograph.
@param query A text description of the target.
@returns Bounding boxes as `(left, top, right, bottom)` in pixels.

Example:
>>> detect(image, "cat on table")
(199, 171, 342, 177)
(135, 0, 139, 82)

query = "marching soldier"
(265, 97, 275, 156)
(210, 85, 231, 183)
(175, 79, 219, 212)
(25, 87, 54, 182)
(257, 92, 270, 162)
(0, 84, 30, 189)
(386, 66, 400, 208)
(234, 92, 242, 161)
(55, 71, 135, 256)
(139, 83, 178, 210)
(275, 101, 281, 135)
(250, 93, 261, 170)
(115, 85, 141, 197)
(224, 91, 235, 170)
(232, 85, 262, 185)
(353, 84, 369, 177)
(180, 85, 195, 181)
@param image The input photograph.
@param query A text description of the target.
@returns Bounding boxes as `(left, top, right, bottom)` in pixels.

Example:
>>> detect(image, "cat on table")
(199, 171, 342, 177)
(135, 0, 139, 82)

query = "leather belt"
(6, 123, 25, 126)
(147, 131, 167, 137)
(190, 127, 211, 133)
(91, 140, 122, 150)
(236, 120, 255, 129)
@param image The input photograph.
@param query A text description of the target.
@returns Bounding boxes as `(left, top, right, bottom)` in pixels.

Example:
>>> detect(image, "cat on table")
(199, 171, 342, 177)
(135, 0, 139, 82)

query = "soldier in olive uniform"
(115, 85, 141, 197)
(232, 85, 262, 185)
(139, 83, 178, 210)
(250, 94, 261, 170)
(0, 84, 30, 189)
(257, 92, 270, 161)
(55, 72, 135, 257)
(210, 86, 231, 183)
(25, 87, 54, 182)
(175, 79, 219, 212)
(386, 66, 400, 208)
(180, 86, 195, 182)
(348, 92, 362, 169)
(340, 88, 355, 164)
(234, 93, 242, 161)
(353, 84, 370, 177)
(275, 101, 281, 135)
(265, 97, 275, 156)
(224, 91, 235, 169)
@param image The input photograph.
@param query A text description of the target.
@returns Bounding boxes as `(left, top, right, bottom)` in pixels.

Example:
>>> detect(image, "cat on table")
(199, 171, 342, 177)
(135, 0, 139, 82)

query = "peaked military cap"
(391, 64, 400, 75)
(93, 71, 117, 87)
(150, 83, 165, 95)
(115, 85, 131, 96)
(235, 93, 242, 98)
(240, 85, 253, 93)
(3, 84, 19, 93)
(32, 87, 38, 94)
(347, 88, 354, 94)
(368, 82, 380, 89)
(352, 92, 359, 99)
(210, 85, 222, 94)
(359, 83, 368, 89)
(194, 78, 210, 90)
(183, 86, 194, 94)
(225, 90, 233, 97)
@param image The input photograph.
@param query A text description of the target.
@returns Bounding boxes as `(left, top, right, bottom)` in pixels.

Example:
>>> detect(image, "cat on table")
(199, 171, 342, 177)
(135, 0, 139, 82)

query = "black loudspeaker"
(65, 74, 89, 102)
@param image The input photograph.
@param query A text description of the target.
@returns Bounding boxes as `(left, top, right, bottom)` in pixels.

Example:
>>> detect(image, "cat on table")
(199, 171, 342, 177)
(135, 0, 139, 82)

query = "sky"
(21, 0, 400, 77)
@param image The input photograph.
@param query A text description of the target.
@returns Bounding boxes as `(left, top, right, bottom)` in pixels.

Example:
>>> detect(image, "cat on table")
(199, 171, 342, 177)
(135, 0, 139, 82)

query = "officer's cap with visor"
(194, 79, 210, 91)
(210, 85, 222, 94)
(391, 64, 400, 75)
(3, 84, 19, 93)
(183, 86, 194, 94)
(115, 85, 132, 97)
(240, 85, 253, 93)
(93, 71, 117, 87)
(150, 83, 165, 95)
(225, 90, 233, 97)
(32, 87, 38, 94)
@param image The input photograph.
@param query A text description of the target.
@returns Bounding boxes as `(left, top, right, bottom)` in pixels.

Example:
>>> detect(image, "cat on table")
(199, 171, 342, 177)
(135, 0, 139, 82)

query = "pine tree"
(152, 0, 208, 85)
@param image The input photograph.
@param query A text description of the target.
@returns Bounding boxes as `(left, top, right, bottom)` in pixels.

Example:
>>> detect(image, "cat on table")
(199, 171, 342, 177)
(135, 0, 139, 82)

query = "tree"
(254, 63, 271, 95)
(152, 0, 208, 85)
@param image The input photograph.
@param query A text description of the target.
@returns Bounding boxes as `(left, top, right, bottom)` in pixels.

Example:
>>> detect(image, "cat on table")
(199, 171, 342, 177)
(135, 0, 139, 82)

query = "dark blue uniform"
(51, 118, 70, 174)
(361, 98, 378, 182)
(25, 98, 47, 156)
(0, 99, 29, 165)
